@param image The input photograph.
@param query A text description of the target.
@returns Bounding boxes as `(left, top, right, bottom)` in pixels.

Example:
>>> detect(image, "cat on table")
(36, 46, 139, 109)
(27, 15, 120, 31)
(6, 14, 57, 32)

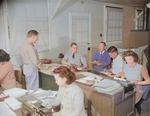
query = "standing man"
(104, 46, 125, 77)
(92, 42, 111, 72)
(20, 30, 46, 90)
(63, 42, 87, 68)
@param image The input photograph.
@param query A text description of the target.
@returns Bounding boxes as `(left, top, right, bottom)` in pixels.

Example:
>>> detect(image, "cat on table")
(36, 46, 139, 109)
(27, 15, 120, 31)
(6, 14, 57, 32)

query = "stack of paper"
(0, 101, 17, 116)
(5, 97, 22, 111)
(94, 79, 121, 93)
(3, 88, 27, 98)
(32, 89, 54, 99)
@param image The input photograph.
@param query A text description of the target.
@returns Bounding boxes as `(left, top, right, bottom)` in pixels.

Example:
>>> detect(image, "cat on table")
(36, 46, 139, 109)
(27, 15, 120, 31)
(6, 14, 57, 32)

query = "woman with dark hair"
(121, 50, 150, 115)
(50, 66, 86, 116)
(0, 49, 16, 90)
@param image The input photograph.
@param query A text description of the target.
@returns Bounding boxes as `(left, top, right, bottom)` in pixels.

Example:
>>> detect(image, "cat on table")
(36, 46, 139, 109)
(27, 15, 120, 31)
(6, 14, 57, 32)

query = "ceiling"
(94, 0, 150, 7)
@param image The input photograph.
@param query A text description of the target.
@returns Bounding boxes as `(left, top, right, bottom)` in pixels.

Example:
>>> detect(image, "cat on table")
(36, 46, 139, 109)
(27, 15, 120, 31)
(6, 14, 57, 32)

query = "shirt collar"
(70, 51, 76, 55)
(100, 50, 105, 54)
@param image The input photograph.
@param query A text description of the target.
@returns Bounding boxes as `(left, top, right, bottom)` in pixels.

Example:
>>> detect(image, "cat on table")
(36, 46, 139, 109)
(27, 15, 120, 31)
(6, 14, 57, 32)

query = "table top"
(40, 63, 89, 76)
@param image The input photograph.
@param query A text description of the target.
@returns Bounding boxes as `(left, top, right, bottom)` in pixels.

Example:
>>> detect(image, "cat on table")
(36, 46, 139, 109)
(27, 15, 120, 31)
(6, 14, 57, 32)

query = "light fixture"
(147, 2, 150, 8)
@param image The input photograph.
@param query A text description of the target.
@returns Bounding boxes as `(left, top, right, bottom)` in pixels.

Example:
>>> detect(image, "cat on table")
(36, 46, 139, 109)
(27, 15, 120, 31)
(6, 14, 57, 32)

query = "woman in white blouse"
(51, 66, 86, 116)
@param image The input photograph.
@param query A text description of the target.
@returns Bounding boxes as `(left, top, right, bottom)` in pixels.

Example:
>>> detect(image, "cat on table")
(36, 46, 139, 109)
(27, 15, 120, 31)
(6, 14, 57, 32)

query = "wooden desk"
(76, 79, 136, 116)
(39, 72, 59, 91)
(39, 63, 88, 91)
(39, 69, 136, 116)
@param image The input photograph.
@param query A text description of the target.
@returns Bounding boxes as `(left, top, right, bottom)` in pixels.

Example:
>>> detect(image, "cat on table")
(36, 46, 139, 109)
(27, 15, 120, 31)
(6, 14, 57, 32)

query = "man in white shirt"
(104, 46, 125, 77)
(63, 42, 87, 68)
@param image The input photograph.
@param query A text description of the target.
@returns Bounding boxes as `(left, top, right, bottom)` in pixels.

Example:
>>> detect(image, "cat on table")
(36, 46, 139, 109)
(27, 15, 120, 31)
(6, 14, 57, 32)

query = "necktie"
(32, 45, 39, 59)
(72, 53, 75, 59)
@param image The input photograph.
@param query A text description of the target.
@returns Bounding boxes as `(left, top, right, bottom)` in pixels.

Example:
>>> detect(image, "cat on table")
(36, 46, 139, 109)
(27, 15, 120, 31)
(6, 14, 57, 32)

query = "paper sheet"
(94, 79, 116, 88)
(0, 93, 6, 98)
(5, 97, 22, 111)
(77, 72, 103, 80)
(32, 89, 54, 99)
(0, 101, 17, 116)
(76, 77, 95, 85)
(43, 63, 68, 67)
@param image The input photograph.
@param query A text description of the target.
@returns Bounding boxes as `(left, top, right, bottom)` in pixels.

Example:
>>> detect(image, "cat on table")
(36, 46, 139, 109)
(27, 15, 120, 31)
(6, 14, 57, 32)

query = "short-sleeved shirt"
(20, 42, 39, 66)
(112, 54, 125, 74)
(63, 51, 87, 68)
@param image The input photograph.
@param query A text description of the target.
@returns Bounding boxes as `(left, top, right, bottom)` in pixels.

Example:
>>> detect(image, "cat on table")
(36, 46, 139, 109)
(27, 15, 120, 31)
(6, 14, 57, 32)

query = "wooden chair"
(85, 99, 92, 116)
(14, 70, 22, 88)
(15, 68, 26, 89)
(20, 65, 26, 89)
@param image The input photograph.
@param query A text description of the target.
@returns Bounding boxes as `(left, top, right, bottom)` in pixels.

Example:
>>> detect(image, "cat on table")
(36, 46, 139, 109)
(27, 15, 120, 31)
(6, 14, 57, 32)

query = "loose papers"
(5, 97, 22, 111)
(0, 101, 17, 116)
(3, 88, 27, 98)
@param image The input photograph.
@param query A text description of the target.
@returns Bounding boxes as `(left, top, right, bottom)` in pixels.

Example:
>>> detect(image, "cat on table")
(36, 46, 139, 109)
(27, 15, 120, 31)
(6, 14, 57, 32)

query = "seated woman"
(51, 66, 86, 116)
(0, 49, 17, 90)
(121, 50, 150, 115)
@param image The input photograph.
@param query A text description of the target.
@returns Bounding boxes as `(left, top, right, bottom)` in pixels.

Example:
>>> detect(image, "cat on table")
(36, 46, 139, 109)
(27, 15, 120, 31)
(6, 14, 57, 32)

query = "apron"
(23, 64, 39, 90)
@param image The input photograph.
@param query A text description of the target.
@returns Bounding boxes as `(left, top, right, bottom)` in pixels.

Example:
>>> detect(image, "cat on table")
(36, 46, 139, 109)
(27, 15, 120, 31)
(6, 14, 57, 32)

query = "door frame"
(69, 13, 92, 69)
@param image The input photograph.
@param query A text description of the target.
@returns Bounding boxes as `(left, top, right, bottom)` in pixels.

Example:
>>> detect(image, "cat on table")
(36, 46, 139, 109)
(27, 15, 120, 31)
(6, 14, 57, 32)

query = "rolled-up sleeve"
(80, 54, 87, 68)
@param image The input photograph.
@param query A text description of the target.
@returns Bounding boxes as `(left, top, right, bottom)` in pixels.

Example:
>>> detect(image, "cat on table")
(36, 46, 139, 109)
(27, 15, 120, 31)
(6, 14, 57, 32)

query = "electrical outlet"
(100, 34, 102, 37)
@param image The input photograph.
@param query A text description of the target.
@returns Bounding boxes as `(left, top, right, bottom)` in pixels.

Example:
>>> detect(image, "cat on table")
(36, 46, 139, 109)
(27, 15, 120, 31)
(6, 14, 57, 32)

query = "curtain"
(7, 0, 49, 56)
(0, 2, 7, 51)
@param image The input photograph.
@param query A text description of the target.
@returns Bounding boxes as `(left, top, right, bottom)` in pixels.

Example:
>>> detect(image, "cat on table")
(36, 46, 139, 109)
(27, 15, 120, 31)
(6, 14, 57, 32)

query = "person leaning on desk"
(20, 30, 48, 90)
(116, 50, 150, 115)
(44, 66, 86, 116)
(104, 46, 125, 77)
(0, 49, 17, 91)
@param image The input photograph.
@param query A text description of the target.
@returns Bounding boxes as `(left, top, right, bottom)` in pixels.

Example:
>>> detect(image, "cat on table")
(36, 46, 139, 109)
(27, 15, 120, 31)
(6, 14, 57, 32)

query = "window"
(106, 7, 123, 42)
(135, 10, 143, 30)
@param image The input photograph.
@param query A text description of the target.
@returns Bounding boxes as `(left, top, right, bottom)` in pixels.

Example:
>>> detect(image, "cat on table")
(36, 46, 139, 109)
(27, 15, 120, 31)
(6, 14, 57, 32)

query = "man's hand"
(103, 72, 114, 78)
(96, 61, 102, 66)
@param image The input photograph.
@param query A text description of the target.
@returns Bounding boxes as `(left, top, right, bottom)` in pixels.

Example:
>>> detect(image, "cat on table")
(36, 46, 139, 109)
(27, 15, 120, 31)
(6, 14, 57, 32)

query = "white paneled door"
(69, 13, 91, 68)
